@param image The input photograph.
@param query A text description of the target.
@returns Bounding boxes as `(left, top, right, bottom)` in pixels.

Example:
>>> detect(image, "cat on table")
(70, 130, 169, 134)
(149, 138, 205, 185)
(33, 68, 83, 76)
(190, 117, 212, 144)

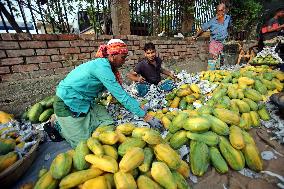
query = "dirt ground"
(190, 127, 284, 189)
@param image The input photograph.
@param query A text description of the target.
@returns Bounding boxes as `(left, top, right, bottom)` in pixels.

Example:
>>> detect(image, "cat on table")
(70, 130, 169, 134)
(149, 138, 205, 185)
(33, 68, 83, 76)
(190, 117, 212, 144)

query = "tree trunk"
(153, 0, 160, 36)
(181, 0, 194, 34)
(0, 2, 22, 33)
(111, 0, 131, 35)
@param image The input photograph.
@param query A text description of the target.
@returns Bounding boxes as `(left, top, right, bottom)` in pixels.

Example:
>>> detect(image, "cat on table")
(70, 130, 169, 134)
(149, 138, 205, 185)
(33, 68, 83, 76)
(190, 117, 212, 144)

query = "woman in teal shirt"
(53, 39, 162, 147)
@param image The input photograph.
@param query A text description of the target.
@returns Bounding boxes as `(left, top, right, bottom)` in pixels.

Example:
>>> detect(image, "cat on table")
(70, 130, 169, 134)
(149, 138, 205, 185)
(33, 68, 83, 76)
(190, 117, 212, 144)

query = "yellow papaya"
(151, 162, 177, 189)
(50, 153, 72, 179)
(154, 143, 181, 170)
(116, 123, 136, 135)
(114, 171, 137, 189)
(59, 168, 104, 189)
(119, 147, 144, 172)
(137, 175, 163, 189)
(34, 171, 58, 189)
(0, 151, 18, 173)
(170, 97, 181, 108)
(102, 145, 118, 160)
(98, 131, 119, 145)
(85, 155, 118, 173)
(82, 176, 111, 189)
(229, 126, 245, 150)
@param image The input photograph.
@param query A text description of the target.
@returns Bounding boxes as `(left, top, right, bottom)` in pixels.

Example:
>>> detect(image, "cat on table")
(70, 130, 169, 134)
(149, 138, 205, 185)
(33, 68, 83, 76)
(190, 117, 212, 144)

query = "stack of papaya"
(33, 123, 191, 189)
(165, 83, 202, 110)
(158, 106, 264, 176)
(0, 122, 38, 174)
(199, 65, 283, 99)
(142, 65, 284, 177)
(0, 137, 18, 174)
(22, 95, 55, 123)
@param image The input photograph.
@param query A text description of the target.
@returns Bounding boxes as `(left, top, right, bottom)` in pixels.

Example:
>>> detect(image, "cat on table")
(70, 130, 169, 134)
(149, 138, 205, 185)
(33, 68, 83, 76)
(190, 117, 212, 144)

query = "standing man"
(127, 42, 176, 96)
(192, 3, 232, 69)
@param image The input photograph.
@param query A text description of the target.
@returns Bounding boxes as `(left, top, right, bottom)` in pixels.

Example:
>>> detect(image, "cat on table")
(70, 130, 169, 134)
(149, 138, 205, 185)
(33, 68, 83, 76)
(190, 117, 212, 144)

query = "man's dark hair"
(144, 42, 155, 51)
(276, 8, 284, 14)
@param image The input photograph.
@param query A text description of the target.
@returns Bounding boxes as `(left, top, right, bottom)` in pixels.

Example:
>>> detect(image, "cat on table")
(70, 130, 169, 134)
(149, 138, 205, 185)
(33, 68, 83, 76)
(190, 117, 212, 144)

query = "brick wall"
(0, 33, 209, 116)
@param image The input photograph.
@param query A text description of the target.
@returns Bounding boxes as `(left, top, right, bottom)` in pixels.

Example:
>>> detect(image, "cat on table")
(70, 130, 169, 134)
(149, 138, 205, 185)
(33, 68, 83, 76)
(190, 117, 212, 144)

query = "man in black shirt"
(127, 42, 176, 96)
(262, 8, 284, 41)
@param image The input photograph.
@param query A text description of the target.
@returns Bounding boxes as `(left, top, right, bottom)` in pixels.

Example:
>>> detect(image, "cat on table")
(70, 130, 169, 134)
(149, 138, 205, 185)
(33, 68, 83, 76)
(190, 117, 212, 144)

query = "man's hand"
(169, 72, 177, 80)
(138, 76, 145, 83)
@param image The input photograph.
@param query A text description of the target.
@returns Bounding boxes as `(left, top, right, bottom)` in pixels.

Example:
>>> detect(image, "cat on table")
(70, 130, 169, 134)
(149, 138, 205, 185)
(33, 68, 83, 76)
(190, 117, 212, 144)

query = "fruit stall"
(1, 47, 284, 189)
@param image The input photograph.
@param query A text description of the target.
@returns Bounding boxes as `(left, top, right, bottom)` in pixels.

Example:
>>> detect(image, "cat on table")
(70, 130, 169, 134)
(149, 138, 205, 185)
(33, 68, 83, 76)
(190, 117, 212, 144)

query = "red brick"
(32, 34, 58, 41)
(26, 56, 51, 64)
(1, 72, 30, 81)
(54, 66, 74, 74)
(90, 52, 96, 58)
(0, 41, 19, 49)
(12, 64, 39, 73)
(51, 54, 72, 61)
(89, 41, 101, 47)
(70, 40, 89, 47)
(79, 34, 96, 40)
(80, 46, 95, 53)
(98, 35, 113, 40)
(36, 49, 59, 55)
(1, 33, 17, 40)
(60, 47, 80, 54)
(157, 45, 167, 49)
(19, 41, 47, 49)
(78, 53, 90, 60)
(57, 34, 79, 40)
(128, 46, 139, 50)
(72, 54, 79, 61)
(127, 35, 139, 40)
(15, 33, 32, 40)
(39, 62, 62, 70)
(1, 33, 31, 41)
(114, 35, 127, 40)
(133, 41, 140, 45)
(6, 49, 35, 57)
(29, 69, 55, 79)
(125, 41, 133, 46)
(1, 57, 24, 65)
(0, 50, 6, 58)
(62, 60, 76, 67)
(0, 67, 10, 74)
(74, 60, 85, 66)
(47, 41, 70, 48)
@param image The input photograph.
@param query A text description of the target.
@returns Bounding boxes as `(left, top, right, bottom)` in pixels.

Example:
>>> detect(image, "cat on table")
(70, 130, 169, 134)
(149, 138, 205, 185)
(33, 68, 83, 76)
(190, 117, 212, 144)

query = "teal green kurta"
(56, 58, 145, 117)
(54, 58, 145, 147)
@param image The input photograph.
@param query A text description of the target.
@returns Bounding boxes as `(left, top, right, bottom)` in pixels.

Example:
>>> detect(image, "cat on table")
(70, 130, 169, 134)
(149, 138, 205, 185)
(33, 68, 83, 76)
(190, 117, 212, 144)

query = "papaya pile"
(23, 95, 55, 123)
(33, 123, 191, 189)
(252, 54, 280, 65)
(0, 122, 38, 174)
(165, 83, 202, 110)
(145, 65, 284, 176)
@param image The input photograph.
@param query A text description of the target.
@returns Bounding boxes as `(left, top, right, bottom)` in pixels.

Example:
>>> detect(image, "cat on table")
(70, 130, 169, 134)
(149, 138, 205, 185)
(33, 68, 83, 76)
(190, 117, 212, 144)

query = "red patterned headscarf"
(95, 39, 128, 85)
(95, 39, 128, 58)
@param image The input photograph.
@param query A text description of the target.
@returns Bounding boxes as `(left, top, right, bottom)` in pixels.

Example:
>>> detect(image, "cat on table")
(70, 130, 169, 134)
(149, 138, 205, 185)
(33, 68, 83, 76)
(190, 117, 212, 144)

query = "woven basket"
(0, 135, 41, 187)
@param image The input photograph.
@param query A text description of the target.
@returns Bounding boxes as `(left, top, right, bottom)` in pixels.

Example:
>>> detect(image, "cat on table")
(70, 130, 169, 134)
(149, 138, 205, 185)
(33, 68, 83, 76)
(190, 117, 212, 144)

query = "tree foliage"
(228, 0, 263, 33)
